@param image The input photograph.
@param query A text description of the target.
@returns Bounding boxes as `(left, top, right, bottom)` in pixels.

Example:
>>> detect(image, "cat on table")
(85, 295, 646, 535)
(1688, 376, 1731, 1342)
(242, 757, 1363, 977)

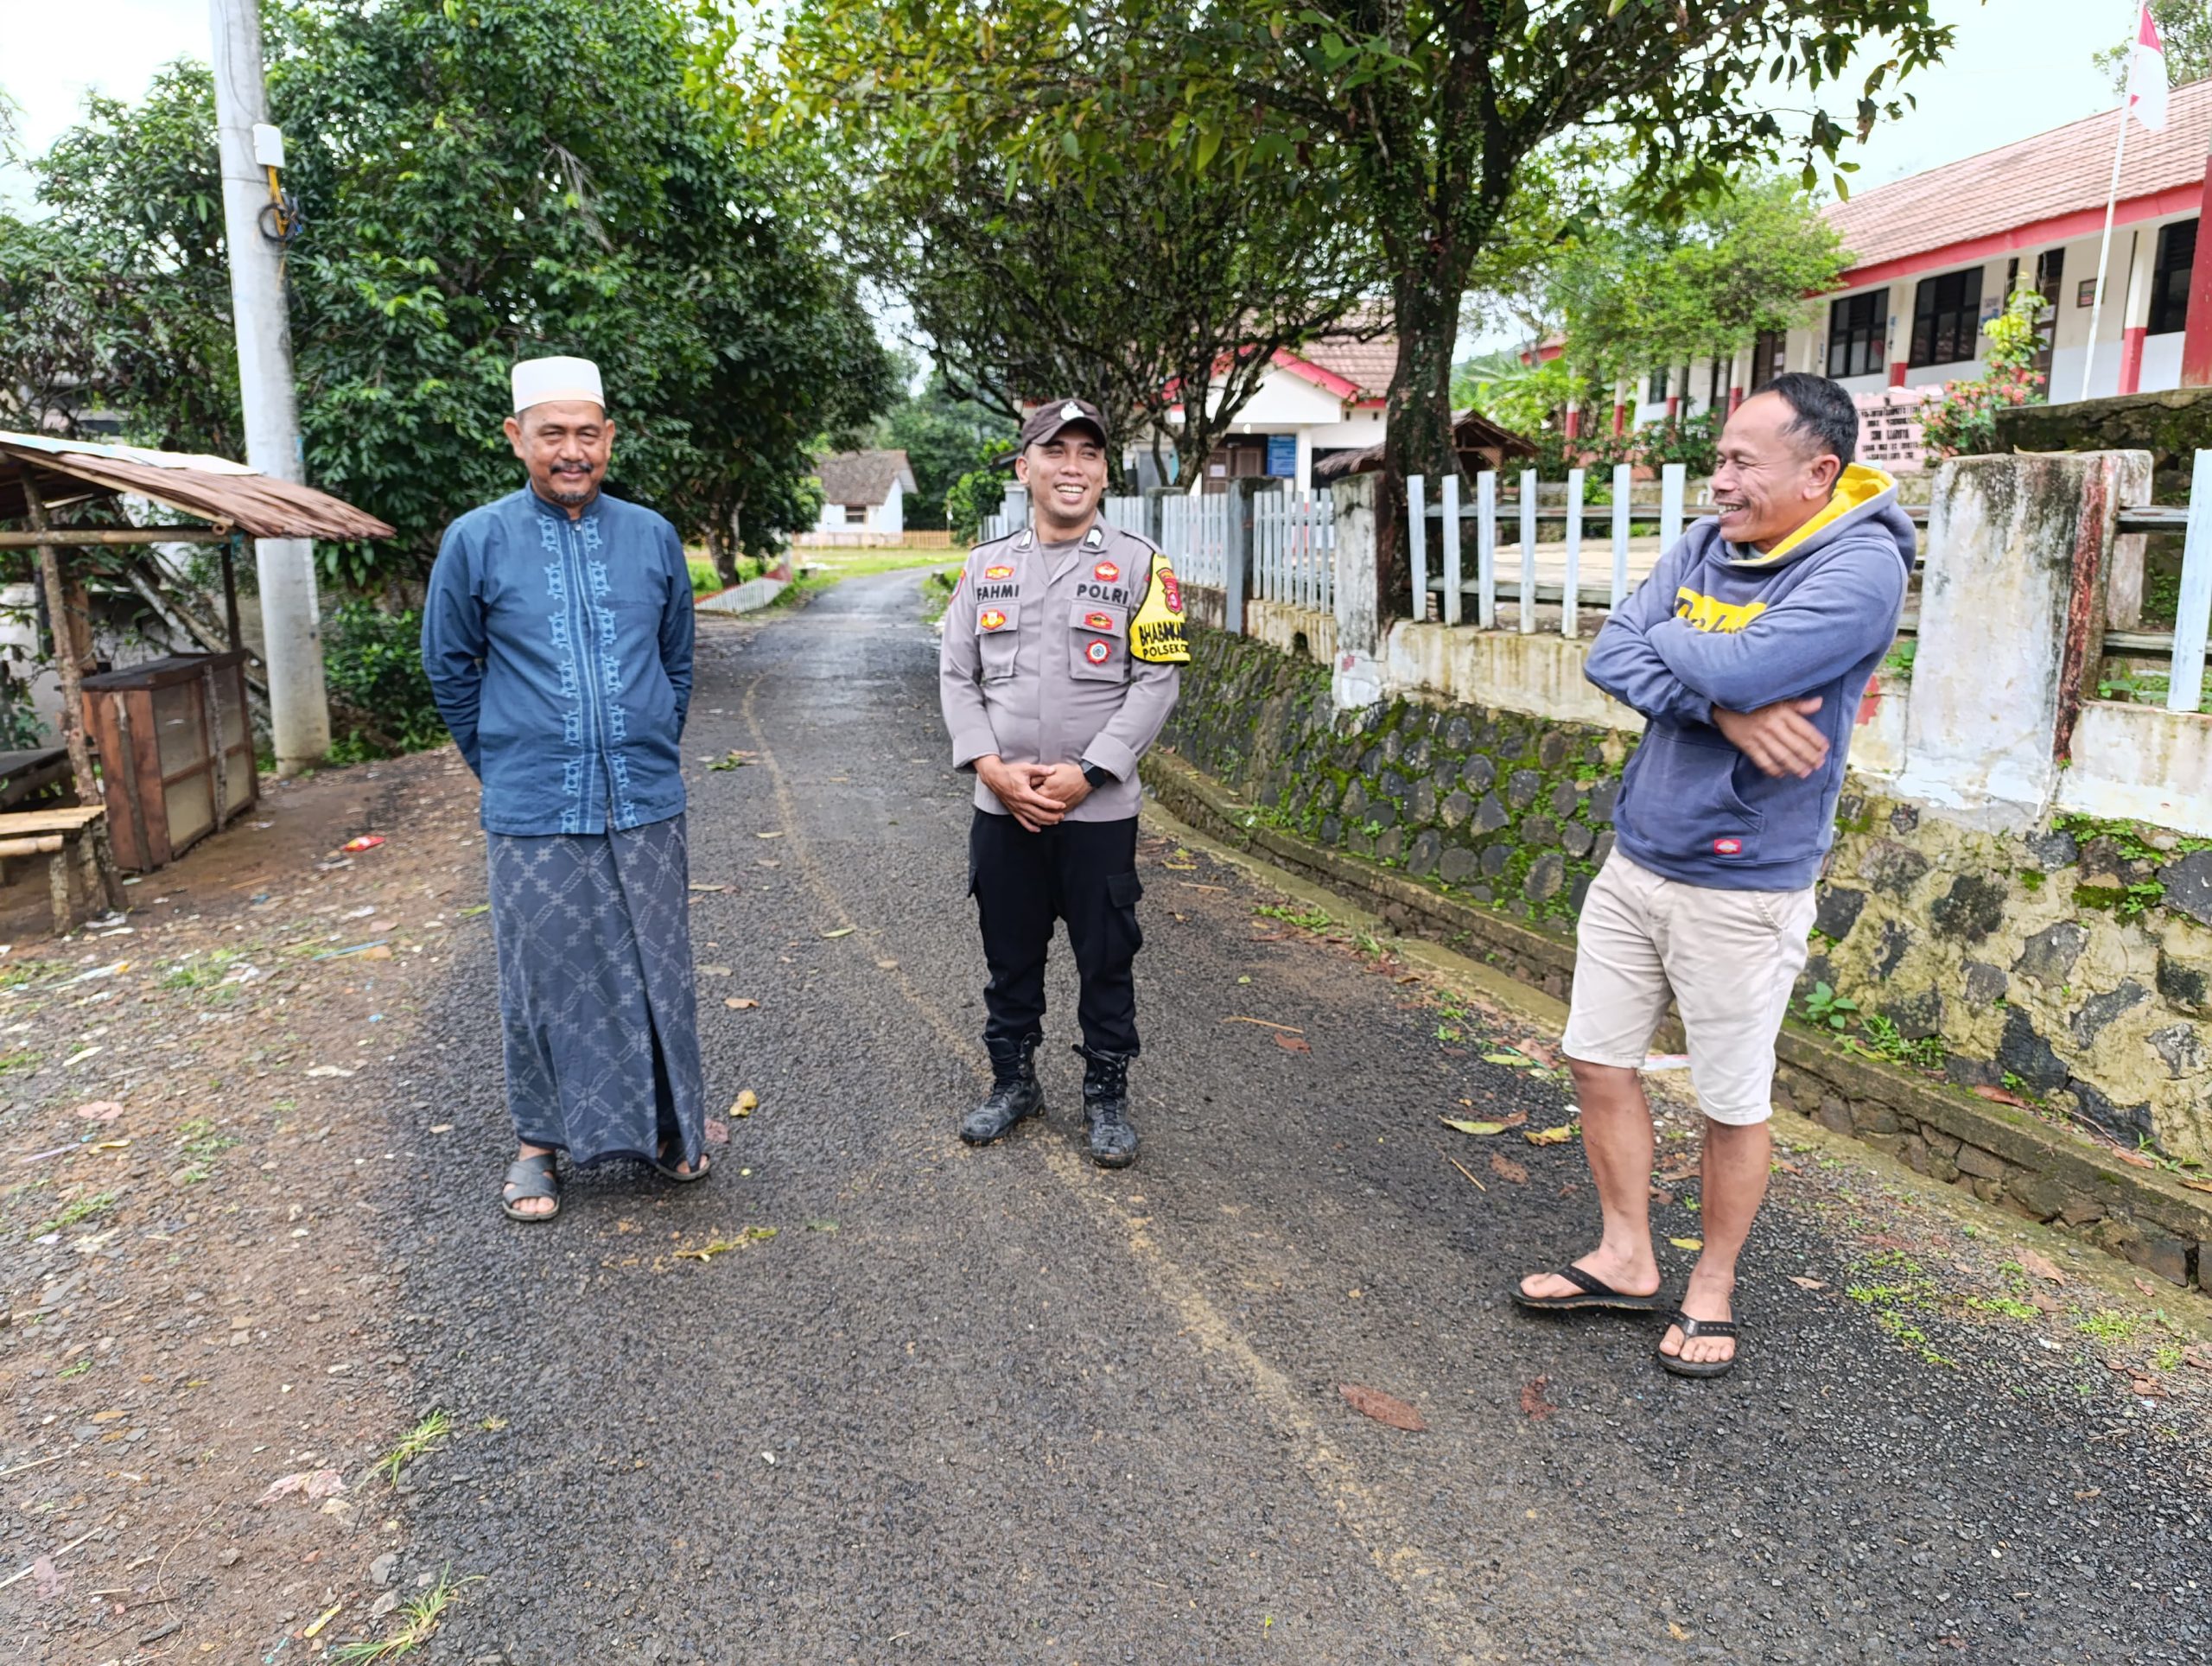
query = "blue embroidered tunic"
(422, 487, 694, 836)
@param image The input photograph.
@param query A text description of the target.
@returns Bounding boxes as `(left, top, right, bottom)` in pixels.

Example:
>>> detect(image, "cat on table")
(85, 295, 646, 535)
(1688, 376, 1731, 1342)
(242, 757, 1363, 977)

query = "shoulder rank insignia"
(1129, 549, 1191, 664)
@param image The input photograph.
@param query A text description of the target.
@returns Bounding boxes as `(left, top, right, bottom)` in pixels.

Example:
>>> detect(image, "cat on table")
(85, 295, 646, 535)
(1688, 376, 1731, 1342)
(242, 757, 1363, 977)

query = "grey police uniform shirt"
(938, 518, 1185, 823)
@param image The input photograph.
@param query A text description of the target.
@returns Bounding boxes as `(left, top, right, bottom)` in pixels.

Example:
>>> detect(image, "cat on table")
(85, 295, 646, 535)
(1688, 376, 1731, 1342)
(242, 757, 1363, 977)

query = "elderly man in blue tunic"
(423, 355, 709, 1223)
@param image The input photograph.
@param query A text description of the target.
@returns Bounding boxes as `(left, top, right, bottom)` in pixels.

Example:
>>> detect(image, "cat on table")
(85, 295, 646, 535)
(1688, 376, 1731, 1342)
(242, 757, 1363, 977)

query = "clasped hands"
(976, 755, 1094, 831)
(1713, 696, 1829, 779)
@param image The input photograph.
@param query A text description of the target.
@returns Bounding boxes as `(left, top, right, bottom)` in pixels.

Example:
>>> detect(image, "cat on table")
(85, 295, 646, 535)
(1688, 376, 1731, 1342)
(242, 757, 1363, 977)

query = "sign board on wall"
(1853, 386, 1936, 474)
(1266, 435, 1299, 478)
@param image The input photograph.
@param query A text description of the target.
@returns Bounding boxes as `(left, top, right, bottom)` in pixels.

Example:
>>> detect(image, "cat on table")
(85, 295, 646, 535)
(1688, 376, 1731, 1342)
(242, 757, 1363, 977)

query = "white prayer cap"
(511, 355, 604, 414)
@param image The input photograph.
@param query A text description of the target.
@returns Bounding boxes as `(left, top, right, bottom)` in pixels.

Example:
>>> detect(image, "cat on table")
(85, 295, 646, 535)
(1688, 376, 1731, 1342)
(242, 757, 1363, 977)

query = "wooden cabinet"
(81, 652, 257, 871)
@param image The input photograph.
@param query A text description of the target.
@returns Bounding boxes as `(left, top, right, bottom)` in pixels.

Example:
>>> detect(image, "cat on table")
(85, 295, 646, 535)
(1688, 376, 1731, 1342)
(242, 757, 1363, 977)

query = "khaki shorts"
(1561, 854, 1816, 1125)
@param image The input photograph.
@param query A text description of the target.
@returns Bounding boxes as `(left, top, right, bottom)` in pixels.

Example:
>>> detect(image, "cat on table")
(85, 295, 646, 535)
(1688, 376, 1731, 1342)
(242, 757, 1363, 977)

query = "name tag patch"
(972, 582, 1018, 601)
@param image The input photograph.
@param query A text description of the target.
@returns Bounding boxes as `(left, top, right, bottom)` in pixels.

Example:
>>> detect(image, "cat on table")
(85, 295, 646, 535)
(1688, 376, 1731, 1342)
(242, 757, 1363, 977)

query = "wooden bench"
(0, 805, 116, 936)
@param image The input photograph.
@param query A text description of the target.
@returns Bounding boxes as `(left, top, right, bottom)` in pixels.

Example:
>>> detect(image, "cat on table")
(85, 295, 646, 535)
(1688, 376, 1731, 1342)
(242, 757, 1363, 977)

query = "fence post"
(1330, 474, 1383, 713)
(2168, 448, 2212, 713)
(1143, 486, 1171, 547)
(1609, 462, 1630, 612)
(1897, 448, 2151, 823)
(1660, 462, 1686, 554)
(1476, 469, 1497, 628)
(1406, 474, 1427, 623)
(1224, 478, 1258, 638)
(1518, 469, 1538, 635)
(1440, 473, 1463, 627)
(1561, 467, 1584, 639)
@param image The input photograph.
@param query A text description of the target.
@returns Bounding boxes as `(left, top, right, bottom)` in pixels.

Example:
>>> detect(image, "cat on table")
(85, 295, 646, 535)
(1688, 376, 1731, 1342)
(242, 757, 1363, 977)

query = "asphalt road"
(384, 569, 2208, 1665)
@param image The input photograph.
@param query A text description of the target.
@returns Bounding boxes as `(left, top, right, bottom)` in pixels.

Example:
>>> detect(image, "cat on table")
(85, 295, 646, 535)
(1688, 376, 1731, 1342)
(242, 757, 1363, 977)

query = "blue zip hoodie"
(1584, 463, 1913, 893)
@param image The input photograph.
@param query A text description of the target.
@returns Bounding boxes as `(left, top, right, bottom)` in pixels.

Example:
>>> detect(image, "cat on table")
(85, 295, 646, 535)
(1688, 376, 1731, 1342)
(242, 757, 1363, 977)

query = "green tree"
(769, 0, 1950, 609)
(16, 0, 887, 588)
(870, 365, 1018, 531)
(2097, 2, 2212, 92)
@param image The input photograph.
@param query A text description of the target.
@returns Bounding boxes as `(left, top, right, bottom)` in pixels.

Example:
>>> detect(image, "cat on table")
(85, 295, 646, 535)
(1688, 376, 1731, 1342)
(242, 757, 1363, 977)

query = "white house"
(805, 449, 916, 544)
(1599, 78, 2212, 436)
(1131, 328, 1396, 493)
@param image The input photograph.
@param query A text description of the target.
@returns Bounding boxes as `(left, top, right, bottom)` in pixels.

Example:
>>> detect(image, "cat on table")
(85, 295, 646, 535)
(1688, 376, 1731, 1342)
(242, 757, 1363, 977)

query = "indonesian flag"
(2127, 3, 2169, 134)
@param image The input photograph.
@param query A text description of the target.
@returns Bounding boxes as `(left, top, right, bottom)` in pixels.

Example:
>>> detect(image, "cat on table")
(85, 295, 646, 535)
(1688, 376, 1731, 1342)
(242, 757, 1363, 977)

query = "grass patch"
(372, 1410, 453, 1485)
(172, 1116, 239, 1186)
(159, 951, 243, 993)
(0, 1050, 40, 1075)
(1844, 1250, 1958, 1369)
(32, 1191, 117, 1238)
(2078, 1309, 2144, 1348)
(327, 1570, 480, 1663)
(1254, 902, 1334, 933)
(772, 548, 964, 608)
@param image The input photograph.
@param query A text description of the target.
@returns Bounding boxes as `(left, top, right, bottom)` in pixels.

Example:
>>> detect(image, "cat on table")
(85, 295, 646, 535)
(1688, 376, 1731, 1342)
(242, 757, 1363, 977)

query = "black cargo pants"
(969, 808, 1142, 1058)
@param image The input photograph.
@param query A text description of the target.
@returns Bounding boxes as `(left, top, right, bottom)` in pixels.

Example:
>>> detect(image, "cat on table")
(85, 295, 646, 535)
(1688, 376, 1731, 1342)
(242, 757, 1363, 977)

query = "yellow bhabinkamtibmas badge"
(1130, 549, 1192, 664)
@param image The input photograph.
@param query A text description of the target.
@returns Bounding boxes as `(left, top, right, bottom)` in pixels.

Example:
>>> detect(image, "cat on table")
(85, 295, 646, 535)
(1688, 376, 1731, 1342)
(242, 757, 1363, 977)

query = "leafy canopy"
(14, 0, 887, 584)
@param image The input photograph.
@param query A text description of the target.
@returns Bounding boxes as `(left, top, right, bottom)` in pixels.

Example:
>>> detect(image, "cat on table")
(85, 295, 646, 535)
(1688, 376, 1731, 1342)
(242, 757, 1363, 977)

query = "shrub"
(1919, 284, 2048, 459)
(321, 602, 447, 764)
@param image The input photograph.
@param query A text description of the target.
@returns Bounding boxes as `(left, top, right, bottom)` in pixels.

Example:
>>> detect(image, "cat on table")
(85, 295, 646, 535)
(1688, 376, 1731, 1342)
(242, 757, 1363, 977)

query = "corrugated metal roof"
(0, 432, 395, 540)
(1826, 78, 2212, 276)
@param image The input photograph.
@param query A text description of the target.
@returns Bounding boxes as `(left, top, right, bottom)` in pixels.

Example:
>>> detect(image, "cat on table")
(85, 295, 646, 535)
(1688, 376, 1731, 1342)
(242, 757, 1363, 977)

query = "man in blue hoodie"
(1513, 373, 1913, 1378)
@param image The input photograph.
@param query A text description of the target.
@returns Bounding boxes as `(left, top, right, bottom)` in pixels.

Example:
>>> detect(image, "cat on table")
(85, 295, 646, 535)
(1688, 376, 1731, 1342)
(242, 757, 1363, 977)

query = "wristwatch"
(1081, 762, 1114, 791)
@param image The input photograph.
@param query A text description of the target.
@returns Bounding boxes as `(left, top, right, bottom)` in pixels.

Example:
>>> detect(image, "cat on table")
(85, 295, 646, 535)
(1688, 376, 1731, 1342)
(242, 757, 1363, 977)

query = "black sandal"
(500, 1151, 562, 1223)
(1656, 1310, 1739, 1378)
(653, 1139, 711, 1185)
(1510, 1263, 1660, 1313)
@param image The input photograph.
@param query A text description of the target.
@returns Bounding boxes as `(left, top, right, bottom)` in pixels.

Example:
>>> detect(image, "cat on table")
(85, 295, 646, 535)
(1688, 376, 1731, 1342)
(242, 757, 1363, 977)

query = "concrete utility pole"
(208, 0, 329, 772)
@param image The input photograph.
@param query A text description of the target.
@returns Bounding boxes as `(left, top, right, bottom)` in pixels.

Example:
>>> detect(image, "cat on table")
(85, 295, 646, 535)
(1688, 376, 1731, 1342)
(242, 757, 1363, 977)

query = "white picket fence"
(1251, 489, 1336, 609)
(1160, 492, 1230, 589)
(1407, 462, 1688, 638)
(2164, 450, 2212, 715)
(1102, 494, 1147, 534)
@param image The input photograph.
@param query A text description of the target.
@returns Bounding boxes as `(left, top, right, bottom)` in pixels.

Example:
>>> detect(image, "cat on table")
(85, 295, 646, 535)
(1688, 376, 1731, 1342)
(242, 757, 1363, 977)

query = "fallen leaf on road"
(1161, 861, 1197, 872)
(1441, 1118, 1506, 1136)
(2016, 1248, 2066, 1284)
(1656, 1159, 1700, 1183)
(756, 831, 785, 840)
(428, 1124, 453, 1135)
(72, 1102, 124, 1122)
(725, 997, 760, 1010)
(757, 859, 781, 868)
(1668, 1623, 1689, 1643)
(30, 1555, 63, 1599)
(459, 904, 490, 917)
(1274, 1032, 1311, 1053)
(1513, 1038, 1558, 1067)
(702, 1121, 729, 1146)
(1519, 1376, 1557, 1421)
(1222, 1016, 1304, 1033)
(1524, 1125, 1576, 1146)
(732, 1091, 758, 1117)
(1481, 1051, 1529, 1065)
(2074, 1487, 2101, 1500)
(1489, 1153, 1529, 1184)
(1669, 1237, 1703, 1251)
(255, 1468, 346, 1507)
(305, 1065, 353, 1079)
(1648, 1187, 1674, 1205)
(820, 927, 855, 939)
(876, 958, 899, 970)
(1972, 1084, 2030, 1107)
(698, 964, 733, 977)
(2131, 1378, 2169, 1398)
(2183, 1350, 2212, 1372)
(1338, 1383, 1425, 1431)
(1788, 1275, 1827, 1290)
(673, 1226, 778, 1262)
(689, 882, 731, 893)
(2179, 1176, 2212, 1195)
(2133, 1277, 2162, 1298)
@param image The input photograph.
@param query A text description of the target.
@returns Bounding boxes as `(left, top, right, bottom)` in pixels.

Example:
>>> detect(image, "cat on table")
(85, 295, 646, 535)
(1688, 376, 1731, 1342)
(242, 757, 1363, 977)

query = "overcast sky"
(0, 0, 2152, 346)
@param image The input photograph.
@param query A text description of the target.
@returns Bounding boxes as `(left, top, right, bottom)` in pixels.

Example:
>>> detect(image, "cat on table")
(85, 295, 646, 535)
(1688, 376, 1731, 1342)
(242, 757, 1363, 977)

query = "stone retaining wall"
(1157, 625, 2212, 1284)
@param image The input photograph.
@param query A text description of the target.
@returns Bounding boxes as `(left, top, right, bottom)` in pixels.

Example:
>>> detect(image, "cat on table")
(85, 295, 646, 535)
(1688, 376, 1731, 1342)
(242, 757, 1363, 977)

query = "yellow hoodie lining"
(1730, 462, 1896, 567)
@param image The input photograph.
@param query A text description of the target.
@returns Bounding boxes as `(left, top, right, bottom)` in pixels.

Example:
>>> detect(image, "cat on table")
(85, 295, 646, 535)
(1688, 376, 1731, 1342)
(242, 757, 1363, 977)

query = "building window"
(843, 503, 867, 525)
(1646, 366, 1669, 404)
(1826, 290, 1886, 378)
(1750, 328, 1786, 391)
(2151, 218, 2197, 336)
(1910, 266, 1985, 368)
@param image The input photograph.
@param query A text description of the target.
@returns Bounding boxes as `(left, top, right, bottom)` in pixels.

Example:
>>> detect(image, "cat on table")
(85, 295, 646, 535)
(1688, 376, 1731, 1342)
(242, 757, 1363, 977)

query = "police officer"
(939, 398, 1189, 1168)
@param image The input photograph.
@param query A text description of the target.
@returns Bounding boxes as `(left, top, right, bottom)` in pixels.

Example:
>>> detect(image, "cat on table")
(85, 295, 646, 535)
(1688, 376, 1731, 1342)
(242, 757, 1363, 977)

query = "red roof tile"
(1827, 77, 2212, 277)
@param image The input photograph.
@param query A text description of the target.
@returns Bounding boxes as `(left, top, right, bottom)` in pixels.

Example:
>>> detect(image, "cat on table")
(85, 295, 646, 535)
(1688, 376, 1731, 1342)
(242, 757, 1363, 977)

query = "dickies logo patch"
(1093, 560, 1120, 582)
(979, 608, 1008, 632)
(1713, 837, 1743, 855)
(1084, 611, 1116, 632)
(984, 563, 1014, 580)
(1086, 640, 1112, 664)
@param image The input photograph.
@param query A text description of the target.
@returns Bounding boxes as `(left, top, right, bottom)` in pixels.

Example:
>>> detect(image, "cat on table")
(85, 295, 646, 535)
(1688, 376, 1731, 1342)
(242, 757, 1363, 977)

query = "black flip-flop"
(1510, 1264, 1660, 1313)
(1656, 1309, 1739, 1378)
(653, 1140, 711, 1185)
(500, 1151, 562, 1224)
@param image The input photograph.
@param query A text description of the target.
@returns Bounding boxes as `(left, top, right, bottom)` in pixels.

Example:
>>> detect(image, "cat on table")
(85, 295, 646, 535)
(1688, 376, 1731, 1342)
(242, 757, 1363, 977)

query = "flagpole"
(2082, 101, 2132, 403)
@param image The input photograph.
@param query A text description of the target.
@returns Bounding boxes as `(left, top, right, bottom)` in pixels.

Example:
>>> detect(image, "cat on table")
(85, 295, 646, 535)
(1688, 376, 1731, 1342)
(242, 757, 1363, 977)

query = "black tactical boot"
(1076, 1046, 1140, 1169)
(960, 1033, 1044, 1145)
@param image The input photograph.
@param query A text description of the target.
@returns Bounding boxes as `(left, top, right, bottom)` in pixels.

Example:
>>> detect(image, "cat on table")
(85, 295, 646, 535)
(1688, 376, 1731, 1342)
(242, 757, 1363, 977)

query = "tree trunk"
(1378, 262, 1465, 620)
(705, 506, 740, 589)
